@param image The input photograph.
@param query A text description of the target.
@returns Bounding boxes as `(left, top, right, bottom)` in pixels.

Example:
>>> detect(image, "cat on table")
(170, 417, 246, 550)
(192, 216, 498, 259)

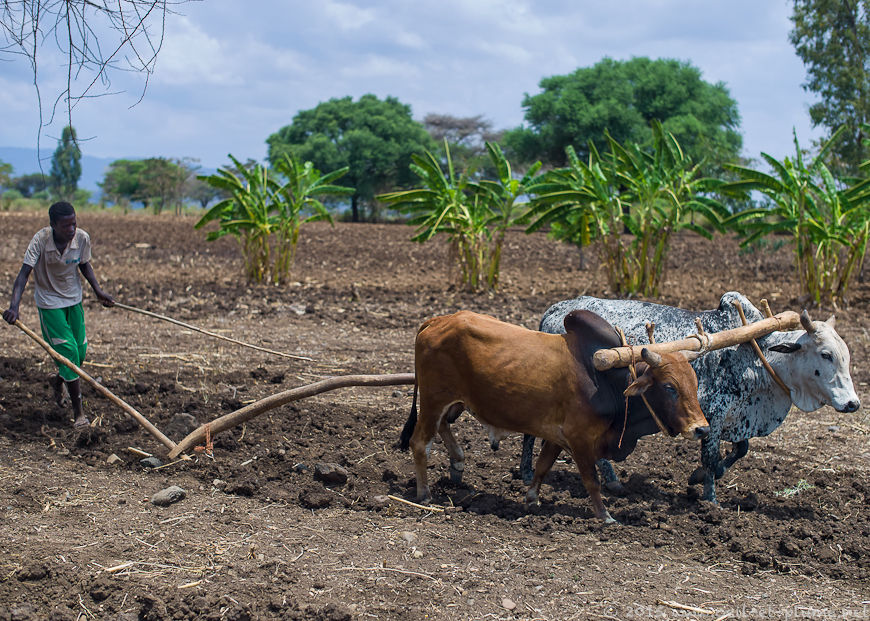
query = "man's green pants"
(37, 303, 87, 382)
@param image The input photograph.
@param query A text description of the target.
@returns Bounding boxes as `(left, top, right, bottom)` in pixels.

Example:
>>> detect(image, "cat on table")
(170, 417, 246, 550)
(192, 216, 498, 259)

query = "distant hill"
(0, 146, 115, 196)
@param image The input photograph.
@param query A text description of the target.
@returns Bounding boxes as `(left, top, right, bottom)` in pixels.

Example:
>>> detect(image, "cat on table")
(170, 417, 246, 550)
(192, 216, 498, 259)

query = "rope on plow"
(115, 302, 314, 362)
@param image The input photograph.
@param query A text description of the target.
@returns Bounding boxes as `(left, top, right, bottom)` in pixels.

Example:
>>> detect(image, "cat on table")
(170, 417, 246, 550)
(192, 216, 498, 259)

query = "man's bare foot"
(73, 415, 91, 429)
(49, 374, 70, 408)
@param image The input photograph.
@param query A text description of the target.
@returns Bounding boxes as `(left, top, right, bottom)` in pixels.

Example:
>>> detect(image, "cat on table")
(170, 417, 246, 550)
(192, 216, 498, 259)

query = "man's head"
(48, 201, 77, 244)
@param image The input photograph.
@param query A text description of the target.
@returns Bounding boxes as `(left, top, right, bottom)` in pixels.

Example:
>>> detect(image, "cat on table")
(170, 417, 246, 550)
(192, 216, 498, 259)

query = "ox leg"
(410, 401, 454, 504)
(525, 440, 561, 506)
(520, 434, 536, 485)
(692, 439, 748, 485)
(597, 459, 623, 494)
(719, 439, 749, 474)
(438, 407, 465, 484)
(696, 429, 723, 504)
(573, 452, 616, 524)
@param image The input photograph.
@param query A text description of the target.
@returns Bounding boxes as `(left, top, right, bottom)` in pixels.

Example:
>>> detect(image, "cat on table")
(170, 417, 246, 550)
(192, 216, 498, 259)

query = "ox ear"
(624, 373, 653, 397)
(825, 314, 836, 328)
(769, 342, 801, 354)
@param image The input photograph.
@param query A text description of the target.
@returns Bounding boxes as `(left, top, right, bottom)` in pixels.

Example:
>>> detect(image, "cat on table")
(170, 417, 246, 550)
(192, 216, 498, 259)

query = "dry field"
(0, 211, 868, 620)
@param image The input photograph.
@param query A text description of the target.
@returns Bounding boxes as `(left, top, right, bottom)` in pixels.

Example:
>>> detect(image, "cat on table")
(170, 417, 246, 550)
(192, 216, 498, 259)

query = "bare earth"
(0, 211, 868, 621)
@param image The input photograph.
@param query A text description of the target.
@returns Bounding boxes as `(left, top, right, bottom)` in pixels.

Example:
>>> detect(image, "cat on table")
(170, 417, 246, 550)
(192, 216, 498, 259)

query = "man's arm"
(3, 264, 33, 324)
(78, 262, 115, 307)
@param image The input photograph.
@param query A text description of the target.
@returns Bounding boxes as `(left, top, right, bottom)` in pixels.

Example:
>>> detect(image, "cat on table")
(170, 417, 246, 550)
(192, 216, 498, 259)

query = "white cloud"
(475, 41, 533, 65)
(322, 1, 376, 31)
(340, 54, 420, 80)
(394, 30, 426, 50)
(157, 17, 238, 86)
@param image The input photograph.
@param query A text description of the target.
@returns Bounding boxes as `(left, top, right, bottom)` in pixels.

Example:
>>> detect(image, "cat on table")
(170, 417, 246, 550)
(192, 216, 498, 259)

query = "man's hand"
(2, 307, 19, 325)
(96, 291, 115, 307)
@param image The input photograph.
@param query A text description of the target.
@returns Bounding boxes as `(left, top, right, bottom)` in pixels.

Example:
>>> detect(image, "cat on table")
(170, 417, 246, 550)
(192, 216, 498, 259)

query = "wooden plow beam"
(593, 310, 802, 371)
(13, 319, 178, 452)
(168, 373, 415, 458)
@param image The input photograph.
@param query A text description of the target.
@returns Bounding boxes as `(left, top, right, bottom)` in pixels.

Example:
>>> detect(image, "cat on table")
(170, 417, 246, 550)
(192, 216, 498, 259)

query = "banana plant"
(379, 140, 517, 291)
(195, 155, 278, 283)
(608, 121, 727, 295)
(271, 154, 351, 284)
(722, 126, 870, 307)
(471, 142, 543, 287)
(527, 122, 726, 296)
(196, 153, 351, 284)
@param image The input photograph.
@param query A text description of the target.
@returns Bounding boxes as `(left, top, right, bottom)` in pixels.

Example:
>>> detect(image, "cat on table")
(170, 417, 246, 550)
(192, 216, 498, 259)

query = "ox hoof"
(490, 441, 500, 451)
(688, 467, 706, 485)
(601, 513, 619, 525)
(603, 480, 624, 495)
(449, 466, 464, 484)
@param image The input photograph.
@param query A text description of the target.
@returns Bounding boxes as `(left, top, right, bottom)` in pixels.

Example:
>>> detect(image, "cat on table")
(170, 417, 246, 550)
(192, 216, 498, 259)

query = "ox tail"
(399, 382, 418, 451)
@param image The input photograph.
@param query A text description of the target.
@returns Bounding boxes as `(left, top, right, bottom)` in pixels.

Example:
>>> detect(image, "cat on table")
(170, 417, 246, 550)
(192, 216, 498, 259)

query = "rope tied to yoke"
(730, 300, 791, 396)
(616, 327, 669, 448)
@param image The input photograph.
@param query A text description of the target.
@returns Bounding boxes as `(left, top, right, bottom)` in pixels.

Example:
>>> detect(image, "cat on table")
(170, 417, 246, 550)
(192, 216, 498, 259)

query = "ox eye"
(821, 352, 833, 362)
(663, 383, 677, 397)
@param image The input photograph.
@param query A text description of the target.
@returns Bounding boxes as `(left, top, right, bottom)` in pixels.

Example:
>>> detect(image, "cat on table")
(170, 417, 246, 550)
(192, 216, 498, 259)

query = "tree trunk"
(351, 194, 360, 222)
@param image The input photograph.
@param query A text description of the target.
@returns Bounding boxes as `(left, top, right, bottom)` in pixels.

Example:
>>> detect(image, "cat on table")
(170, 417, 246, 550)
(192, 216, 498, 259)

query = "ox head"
(623, 348, 710, 440)
(768, 310, 860, 414)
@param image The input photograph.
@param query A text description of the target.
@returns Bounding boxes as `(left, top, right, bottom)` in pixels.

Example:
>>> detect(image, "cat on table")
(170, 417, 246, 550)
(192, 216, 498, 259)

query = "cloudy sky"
(1, 0, 822, 170)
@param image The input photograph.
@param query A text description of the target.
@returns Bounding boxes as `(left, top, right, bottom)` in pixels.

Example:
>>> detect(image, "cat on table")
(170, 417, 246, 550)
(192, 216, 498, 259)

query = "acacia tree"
(423, 113, 503, 175)
(504, 57, 742, 176)
(790, 0, 870, 174)
(266, 94, 435, 222)
(49, 125, 81, 200)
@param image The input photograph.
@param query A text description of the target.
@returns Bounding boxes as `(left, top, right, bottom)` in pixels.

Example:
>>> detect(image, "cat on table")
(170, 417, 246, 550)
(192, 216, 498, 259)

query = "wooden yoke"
(593, 310, 801, 371)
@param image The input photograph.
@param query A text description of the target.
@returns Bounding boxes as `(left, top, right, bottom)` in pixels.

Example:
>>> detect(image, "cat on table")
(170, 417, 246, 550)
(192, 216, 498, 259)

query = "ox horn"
(681, 350, 702, 362)
(641, 348, 662, 368)
(800, 309, 816, 333)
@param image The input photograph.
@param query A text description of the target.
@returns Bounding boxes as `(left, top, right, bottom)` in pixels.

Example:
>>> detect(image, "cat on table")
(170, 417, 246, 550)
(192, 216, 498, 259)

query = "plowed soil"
(0, 211, 868, 620)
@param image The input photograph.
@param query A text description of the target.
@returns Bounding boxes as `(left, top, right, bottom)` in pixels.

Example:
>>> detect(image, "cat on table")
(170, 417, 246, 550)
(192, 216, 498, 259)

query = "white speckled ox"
(527, 292, 860, 504)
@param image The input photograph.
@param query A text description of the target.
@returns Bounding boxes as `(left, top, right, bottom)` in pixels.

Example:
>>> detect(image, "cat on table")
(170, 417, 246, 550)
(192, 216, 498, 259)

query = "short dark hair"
(49, 201, 76, 224)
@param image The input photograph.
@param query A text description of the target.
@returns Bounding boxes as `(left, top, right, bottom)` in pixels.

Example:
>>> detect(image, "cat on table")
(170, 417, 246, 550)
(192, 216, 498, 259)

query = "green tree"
(504, 57, 742, 175)
(266, 94, 435, 222)
(140, 157, 195, 215)
(789, 0, 870, 174)
(10, 172, 48, 198)
(99, 159, 148, 211)
(49, 125, 82, 200)
(0, 160, 12, 191)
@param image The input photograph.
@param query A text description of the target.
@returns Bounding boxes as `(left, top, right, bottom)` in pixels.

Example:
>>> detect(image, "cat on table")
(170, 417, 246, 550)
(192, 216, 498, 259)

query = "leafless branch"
(1, 0, 191, 154)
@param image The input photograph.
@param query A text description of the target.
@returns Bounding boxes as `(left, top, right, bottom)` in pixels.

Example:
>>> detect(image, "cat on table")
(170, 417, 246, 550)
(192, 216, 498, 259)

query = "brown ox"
(399, 309, 709, 523)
